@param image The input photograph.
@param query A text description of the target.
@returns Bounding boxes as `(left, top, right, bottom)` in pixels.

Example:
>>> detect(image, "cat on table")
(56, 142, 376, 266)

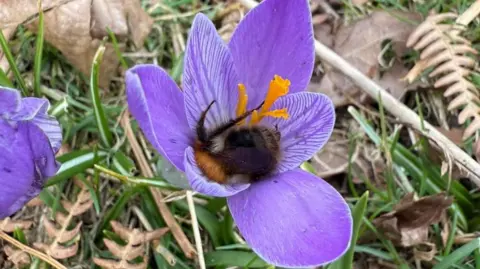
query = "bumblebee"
(194, 100, 281, 184)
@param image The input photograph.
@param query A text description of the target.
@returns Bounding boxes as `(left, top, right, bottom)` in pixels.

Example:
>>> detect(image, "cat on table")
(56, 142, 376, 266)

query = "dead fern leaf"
(93, 220, 169, 269)
(4, 245, 30, 268)
(0, 218, 34, 232)
(1, 218, 33, 267)
(406, 12, 480, 139)
(33, 188, 93, 260)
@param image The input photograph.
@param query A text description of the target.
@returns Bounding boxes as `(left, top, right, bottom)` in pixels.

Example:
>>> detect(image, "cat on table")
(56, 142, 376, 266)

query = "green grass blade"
(33, 0, 45, 97)
(433, 238, 480, 269)
(90, 44, 114, 147)
(112, 151, 136, 176)
(328, 191, 369, 269)
(204, 251, 268, 268)
(106, 27, 128, 69)
(0, 68, 13, 88)
(14, 227, 28, 244)
(45, 149, 108, 187)
(0, 29, 28, 95)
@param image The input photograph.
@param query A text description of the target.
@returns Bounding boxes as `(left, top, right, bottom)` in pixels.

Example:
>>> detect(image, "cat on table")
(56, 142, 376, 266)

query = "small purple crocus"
(0, 87, 62, 219)
(126, 0, 352, 267)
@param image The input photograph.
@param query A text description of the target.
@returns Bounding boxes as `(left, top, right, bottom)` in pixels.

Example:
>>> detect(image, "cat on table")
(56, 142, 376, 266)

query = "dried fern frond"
(1, 218, 34, 267)
(0, 218, 34, 232)
(93, 220, 169, 269)
(406, 12, 479, 138)
(33, 188, 93, 259)
(4, 245, 30, 268)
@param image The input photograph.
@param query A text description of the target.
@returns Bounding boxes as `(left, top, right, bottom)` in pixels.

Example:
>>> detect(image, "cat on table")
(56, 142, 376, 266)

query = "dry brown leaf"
(0, 0, 72, 76)
(0, 0, 71, 29)
(316, 11, 421, 107)
(4, 245, 30, 268)
(33, 188, 93, 259)
(311, 130, 355, 177)
(374, 192, 453, 247)
(26, 0, 153, 88)
(217, 2, 245, 42)
(414, 242, 437, 262)
(311, 124, 385, 182)
(437, 127, 465, 146)
(0, 218, 33, 232)
(405, 13, 479, 139)
(313, 17, 334, 48)
(93, 220, 169, 269)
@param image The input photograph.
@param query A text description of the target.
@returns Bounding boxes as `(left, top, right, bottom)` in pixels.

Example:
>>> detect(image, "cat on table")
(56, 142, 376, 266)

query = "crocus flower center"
(235, 75, 290, 125)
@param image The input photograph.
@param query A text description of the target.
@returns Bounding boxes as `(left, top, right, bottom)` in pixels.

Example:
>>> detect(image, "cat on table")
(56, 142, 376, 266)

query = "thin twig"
(186, 191, 206, 269)
(120, 110, 196, 259)
(0, 231, 67, 269)
(237, 0, 480, 185)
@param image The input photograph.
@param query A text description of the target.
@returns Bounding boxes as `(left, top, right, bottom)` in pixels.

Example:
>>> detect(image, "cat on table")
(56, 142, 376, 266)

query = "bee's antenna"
(208, 101, 266, 139)
(196, 100, 216, 142)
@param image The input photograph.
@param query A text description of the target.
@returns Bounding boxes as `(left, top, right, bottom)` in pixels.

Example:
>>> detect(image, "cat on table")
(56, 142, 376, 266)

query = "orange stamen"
(260, 75, 290, 114)
(236, 83, 248, 117)
(234, 75, 291, 125)
(236, 84, 248, 125)
(250, 110, 260, 126)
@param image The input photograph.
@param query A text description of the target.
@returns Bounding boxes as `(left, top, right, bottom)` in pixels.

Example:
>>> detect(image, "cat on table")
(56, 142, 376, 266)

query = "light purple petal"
(229, 0, 314, 109)
(183, 14, 239, 130)
(10, 98, 62, 153)
(185, 147, 250, 197)
(228, 169, 352, 267)
(126, 64, 192, 172)
(264, 92, 335, 173)
(23, 121, 60, 179)
(0, 87, 21, 115)
(0, 120, 59, 218)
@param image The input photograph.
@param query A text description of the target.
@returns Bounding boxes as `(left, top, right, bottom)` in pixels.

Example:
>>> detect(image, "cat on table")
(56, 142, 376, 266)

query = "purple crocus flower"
(0, 88, 61, 219)
(126, 0, 352, 267)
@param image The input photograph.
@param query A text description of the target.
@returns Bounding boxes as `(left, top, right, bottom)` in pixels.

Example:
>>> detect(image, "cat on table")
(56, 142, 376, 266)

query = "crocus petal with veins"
(126, 64, 192, 171)
(0, 87, 20, 115)
(229, 0, 314, 110)
(183, 14, 239, 131)
(0, 88, 62, 152)
(228, 169, 352, 268)
(184, 147, 250, 197)
(264, 92, 335, 173)
(10, 98, 63, 152)
(0, 120, 60, 218)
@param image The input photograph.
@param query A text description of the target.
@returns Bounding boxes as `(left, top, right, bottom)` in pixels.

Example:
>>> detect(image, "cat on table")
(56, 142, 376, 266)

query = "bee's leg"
(208, 101, 265, 138)
(196, 100, 216, 143)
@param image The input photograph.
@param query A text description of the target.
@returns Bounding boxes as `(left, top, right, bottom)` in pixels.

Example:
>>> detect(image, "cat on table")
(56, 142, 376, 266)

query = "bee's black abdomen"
(216, 125, 281, 181)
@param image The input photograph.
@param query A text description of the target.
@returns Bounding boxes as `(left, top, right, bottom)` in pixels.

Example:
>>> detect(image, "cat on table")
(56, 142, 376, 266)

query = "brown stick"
(120, 110, 196, 259)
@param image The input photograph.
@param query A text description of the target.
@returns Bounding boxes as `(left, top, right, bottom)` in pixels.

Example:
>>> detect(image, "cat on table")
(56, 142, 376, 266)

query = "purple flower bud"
(0, 88, 61, 218)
